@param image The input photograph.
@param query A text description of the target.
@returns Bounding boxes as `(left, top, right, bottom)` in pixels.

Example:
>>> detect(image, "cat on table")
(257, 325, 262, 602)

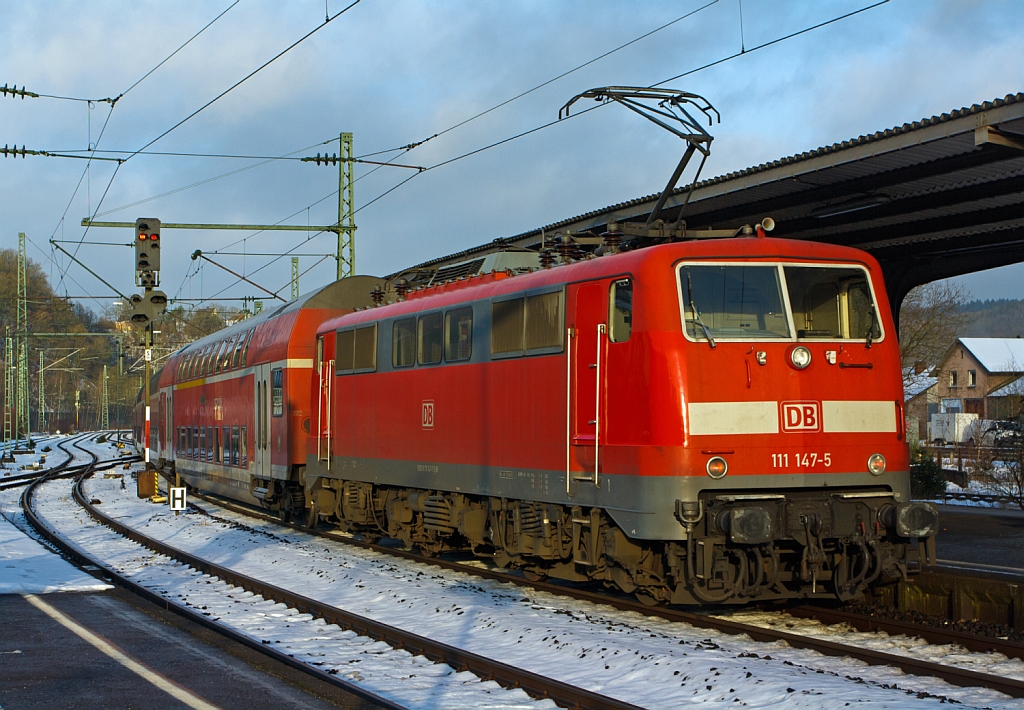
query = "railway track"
(176, 482, 1024, 700)
(22, 440, 647, 710)
(0, 433, 140, 492)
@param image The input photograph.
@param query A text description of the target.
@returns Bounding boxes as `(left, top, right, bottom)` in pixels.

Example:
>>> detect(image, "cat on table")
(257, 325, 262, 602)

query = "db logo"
(421, 400, 435, 430)
(781, 401, 820, 432)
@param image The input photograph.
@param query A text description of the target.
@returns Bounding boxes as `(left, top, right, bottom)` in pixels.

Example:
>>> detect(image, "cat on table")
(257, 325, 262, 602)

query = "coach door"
(568, 282, 607, 491)
(254, 363, 272, 479)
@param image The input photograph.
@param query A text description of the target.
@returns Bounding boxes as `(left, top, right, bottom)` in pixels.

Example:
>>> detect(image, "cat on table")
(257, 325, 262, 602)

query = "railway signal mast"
(131, 218, 167, 499)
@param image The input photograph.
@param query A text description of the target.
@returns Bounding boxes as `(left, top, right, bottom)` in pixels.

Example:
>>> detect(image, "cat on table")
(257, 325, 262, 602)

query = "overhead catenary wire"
(50, 0, 243, 295)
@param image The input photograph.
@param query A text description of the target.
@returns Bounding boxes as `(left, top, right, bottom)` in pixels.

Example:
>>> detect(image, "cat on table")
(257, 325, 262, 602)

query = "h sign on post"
(169, 487, 187, 511)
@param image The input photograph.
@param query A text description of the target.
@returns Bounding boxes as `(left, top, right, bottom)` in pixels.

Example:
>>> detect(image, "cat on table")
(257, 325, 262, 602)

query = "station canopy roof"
(396, 93, 1024, 313)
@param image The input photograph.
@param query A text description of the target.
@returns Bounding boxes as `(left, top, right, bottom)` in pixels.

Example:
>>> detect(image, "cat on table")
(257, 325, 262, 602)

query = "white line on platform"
(22, 594, 221, 710)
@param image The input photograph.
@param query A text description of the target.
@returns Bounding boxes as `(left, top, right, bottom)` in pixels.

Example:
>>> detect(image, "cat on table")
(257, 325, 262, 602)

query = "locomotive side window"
(445, 307, 473, 362)
(418, 313, 443, 365)
(353, 325, 377, 371)
(336, 330, 355, 371)
(525, 292, 562, 351)
(491, 298, 524, 356)
(393, 318, 416, 367)
(271, 368, 284, 417)
(609, 279, 633, 343)
(783, 266, 881, 340)
(680, 265, 790, 340)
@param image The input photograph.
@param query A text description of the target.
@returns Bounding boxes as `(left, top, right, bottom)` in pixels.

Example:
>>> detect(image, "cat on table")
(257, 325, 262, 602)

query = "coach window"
(240, 328, 255, 367)
(221, 336, 234, 370)
(231, 426, 240, 465)
(214, 427, 222, 463)
(353, 324, 377, 371)
(491, 298, 524, 356)
(199, 427, 207, 461)
(609, 279, 633, 343)
(212, 341, 225, 374)
(272, 368, 284, 417)
(240, 426, 248, 467)
(207, 426, 215, 461)
(525, 291, 562, 352)
(445, 307, 473, 362)
(392, 318, 416, 367)
(336, 330, 355, 372)
(179, 427, 186, 457)
(231, 331, 247, 369)
(222, 426, 230, 465)
(418, 313, 443, 365)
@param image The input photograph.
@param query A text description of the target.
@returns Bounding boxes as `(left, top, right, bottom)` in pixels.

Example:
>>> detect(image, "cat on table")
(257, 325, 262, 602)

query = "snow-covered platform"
(0, 513, 111, 594)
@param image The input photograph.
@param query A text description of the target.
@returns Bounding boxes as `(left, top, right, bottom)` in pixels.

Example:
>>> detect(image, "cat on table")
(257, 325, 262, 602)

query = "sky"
(1, 0, 1022, 313)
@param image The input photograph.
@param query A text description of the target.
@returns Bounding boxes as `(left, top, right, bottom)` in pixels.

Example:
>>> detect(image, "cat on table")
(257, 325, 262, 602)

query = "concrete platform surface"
(0, 590, 384, 710)
(935, 504, 1024, 571)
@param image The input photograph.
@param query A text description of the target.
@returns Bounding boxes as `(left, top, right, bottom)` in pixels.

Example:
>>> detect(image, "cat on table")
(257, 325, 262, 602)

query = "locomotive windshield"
(784, 265, 881, 340)
(681, 264, 790, 339)
(678, 262, 882, 342)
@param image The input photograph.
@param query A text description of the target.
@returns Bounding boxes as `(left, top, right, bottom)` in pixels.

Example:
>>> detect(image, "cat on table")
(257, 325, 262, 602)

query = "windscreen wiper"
(864, 305, 877, 349)
(686, 271, 716, 349)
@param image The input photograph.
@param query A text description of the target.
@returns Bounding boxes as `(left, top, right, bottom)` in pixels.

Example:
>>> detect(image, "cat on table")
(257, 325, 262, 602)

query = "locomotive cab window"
(271, 368, 283, 417)
(392, 318, 416, 367)
(418, 313, 443, 365)
(609, 279, 633, 343)
(680, 264, 790, 340)
(783, 265, 881, 341)
(445, 307, 473, 362)
(336, 330, 355, 371)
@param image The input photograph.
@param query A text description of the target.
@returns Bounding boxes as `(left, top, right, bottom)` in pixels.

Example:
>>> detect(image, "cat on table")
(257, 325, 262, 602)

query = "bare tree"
(898, 280, 969, 374)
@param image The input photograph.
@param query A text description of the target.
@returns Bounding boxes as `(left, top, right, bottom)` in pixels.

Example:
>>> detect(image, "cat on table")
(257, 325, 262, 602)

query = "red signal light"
(150, 234, 158, 240)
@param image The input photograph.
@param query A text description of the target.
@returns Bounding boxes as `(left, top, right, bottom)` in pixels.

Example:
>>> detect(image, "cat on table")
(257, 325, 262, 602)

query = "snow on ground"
(43, 438, 1021, 709)
(0, 433, 111, 594)
(0, 511, 111, 594)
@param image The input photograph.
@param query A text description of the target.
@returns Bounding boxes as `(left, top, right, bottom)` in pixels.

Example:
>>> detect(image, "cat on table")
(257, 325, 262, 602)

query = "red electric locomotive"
(300, 233, 937, 604)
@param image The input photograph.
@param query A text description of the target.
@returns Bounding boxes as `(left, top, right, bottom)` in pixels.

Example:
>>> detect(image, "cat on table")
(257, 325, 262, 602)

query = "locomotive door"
(254, 363, 272, 480)
(315, 335, 333, 469)
(568, 282, 607, 489)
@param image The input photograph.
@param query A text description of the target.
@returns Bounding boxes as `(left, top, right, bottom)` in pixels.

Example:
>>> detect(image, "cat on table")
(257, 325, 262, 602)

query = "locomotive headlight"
(790, 346, 812, 370)
(867, 453, 886, 475)
(706, 456, 728, 479)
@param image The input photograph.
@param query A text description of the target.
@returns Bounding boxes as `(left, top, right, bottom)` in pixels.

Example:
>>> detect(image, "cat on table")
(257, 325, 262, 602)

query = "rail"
(179, 486, 1024, 699)
(27, 445, 645, 710)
